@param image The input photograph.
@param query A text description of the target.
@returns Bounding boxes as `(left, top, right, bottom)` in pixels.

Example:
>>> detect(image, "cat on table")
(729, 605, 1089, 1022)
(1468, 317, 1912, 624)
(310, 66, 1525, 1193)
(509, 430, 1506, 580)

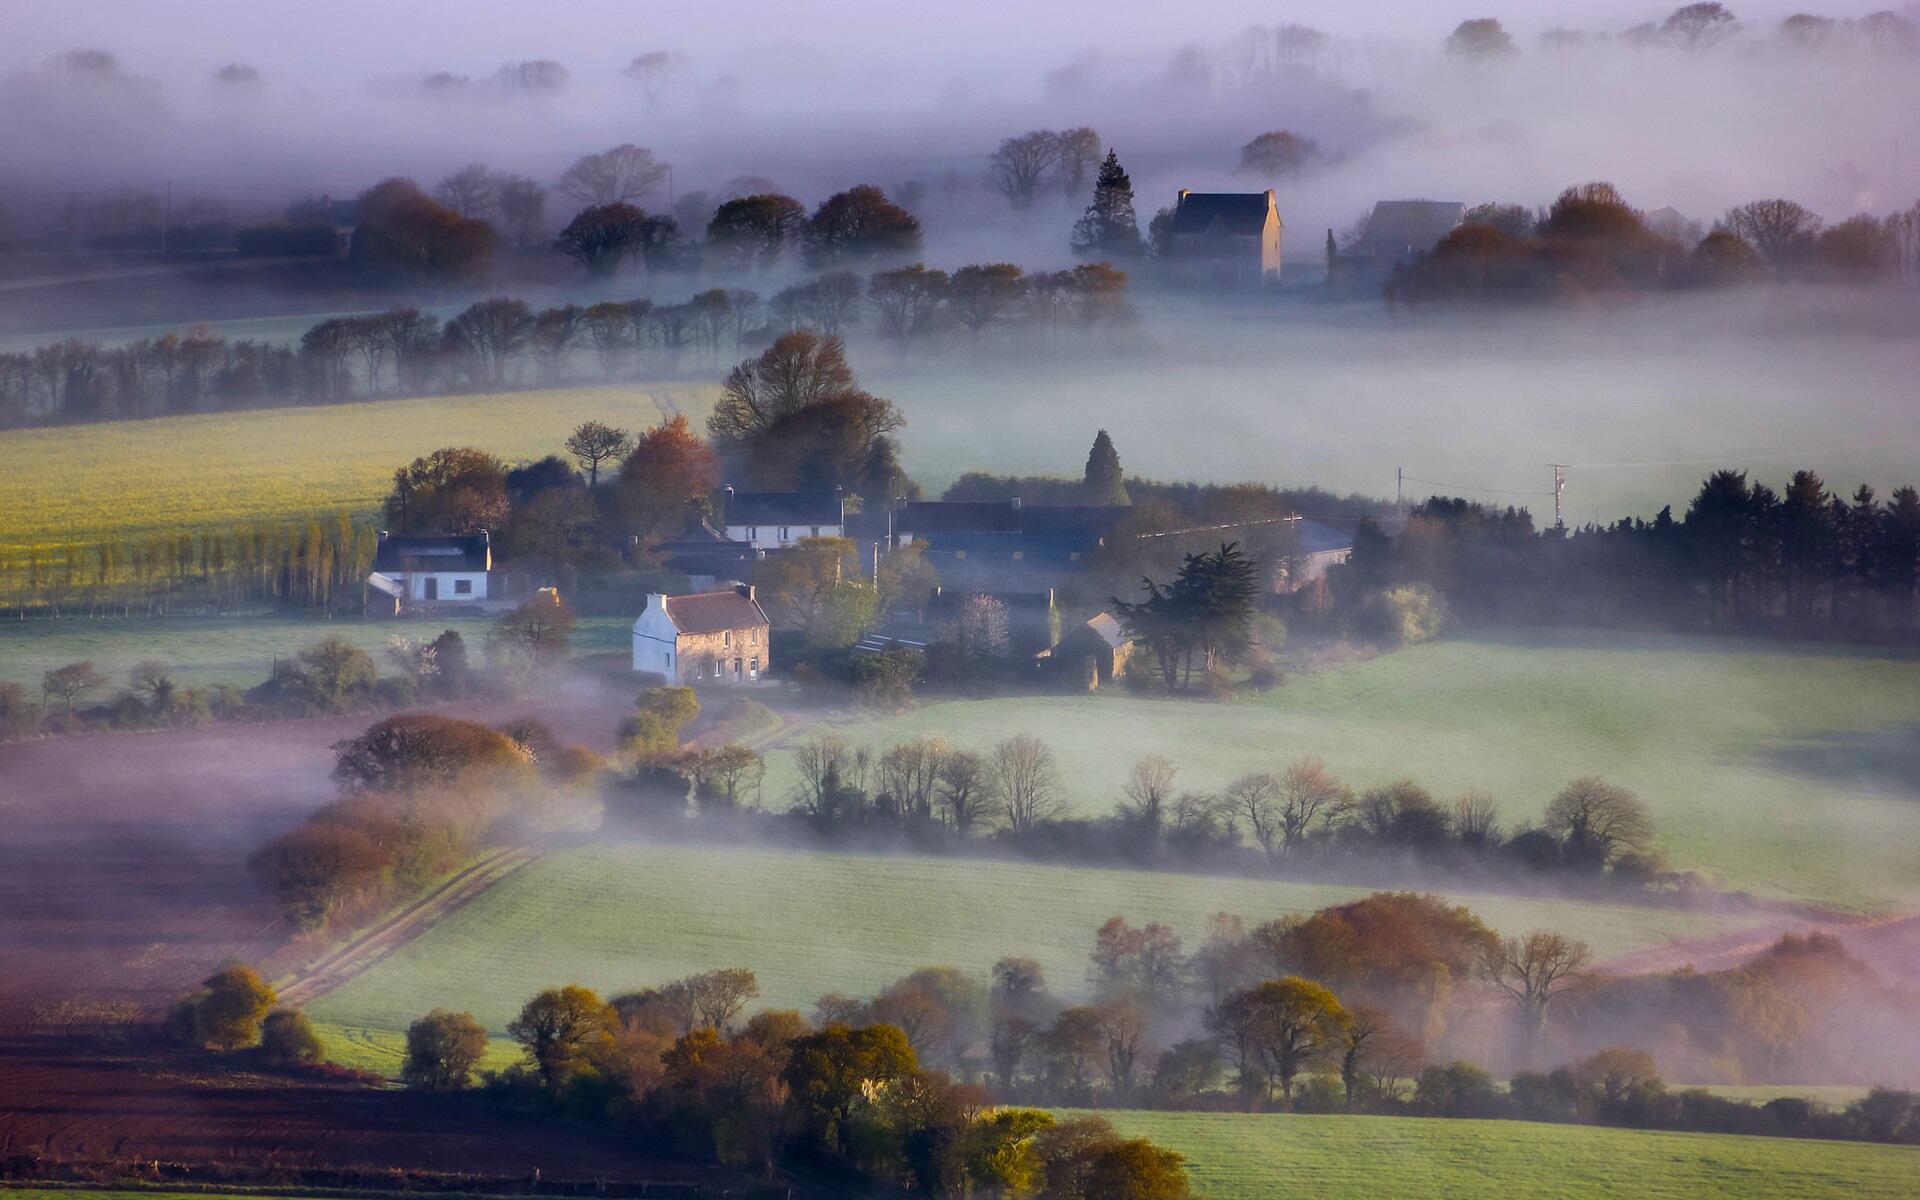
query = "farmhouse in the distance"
(365, 530, 491, 614)
(723, 487, 846, 550)
(1164, 189, 1284, 283)
(632, 585, 771, 685)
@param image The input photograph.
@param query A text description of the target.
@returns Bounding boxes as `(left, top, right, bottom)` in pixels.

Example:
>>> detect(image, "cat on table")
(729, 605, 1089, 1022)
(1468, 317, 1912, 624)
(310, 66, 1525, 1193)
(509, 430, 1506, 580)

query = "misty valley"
(2, 3, 1920, 1199)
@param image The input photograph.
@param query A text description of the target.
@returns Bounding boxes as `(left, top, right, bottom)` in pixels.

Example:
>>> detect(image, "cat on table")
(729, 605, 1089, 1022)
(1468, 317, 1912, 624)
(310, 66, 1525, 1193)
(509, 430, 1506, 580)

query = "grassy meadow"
(304, 840, 1755, 1074)
(0, 614, 634, 691)
(1085, 1110, 1920, 1200)
(760, 630, 1920, 912)
(0, 383, 714, 559)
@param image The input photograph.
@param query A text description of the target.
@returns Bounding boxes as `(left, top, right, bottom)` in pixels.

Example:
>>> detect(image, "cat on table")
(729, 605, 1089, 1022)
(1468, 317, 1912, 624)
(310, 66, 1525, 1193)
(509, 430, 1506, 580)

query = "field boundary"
(274, 845, 544, 1009)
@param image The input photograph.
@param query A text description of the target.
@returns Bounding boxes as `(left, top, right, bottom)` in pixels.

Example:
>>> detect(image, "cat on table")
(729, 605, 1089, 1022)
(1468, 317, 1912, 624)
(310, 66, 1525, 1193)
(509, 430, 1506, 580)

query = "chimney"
(377, 530, 388, 541)
(738, 584, 756, 602)
(1177, 187, 1190, 205)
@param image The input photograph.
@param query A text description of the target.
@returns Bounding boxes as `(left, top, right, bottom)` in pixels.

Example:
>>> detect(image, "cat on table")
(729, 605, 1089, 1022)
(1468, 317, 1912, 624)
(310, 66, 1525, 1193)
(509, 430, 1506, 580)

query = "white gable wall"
(632, 595, 680, 675)
(387, 570, 489, 601)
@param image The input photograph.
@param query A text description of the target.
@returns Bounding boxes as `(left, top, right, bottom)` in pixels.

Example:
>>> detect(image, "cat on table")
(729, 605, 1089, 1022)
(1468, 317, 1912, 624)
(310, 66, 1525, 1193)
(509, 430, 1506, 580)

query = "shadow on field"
(1753, 723, 1920, 799)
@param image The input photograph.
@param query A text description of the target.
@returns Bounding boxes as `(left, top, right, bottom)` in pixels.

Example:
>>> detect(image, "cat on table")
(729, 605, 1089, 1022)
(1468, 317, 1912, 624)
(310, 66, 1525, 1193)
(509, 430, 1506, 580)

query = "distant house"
(1353, 200, 1466, 262)
(366, 531, 490, 614)
(1051, 611, 1136, 689)
(631, 585, 771, 685)
(723, 488, 845, 550)
(1165, 189, 1284, 283)
(895, 499, 1129, 591)
(650, 519, 765, 590)
(1272, 519, 1354, 593)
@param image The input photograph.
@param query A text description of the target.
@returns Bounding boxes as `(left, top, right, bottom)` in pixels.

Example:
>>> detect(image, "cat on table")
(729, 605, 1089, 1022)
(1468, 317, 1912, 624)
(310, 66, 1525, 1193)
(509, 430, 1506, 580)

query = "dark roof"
(927, 588, 1055, 614)
(1019, 505, 1130, 539)
(372, 531, 489, 573)
(898, 501, 1022, 536)
(660, 588, 769, 634)
(726, 490, 843, 526)
(1169, 192, 1275, 237)
(1357, 200, 1465, 258)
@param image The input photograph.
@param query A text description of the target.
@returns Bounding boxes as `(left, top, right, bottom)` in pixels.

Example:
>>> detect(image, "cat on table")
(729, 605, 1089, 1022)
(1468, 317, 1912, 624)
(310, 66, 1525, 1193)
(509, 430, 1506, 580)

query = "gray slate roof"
(725, 491, 844, 527)
(372, 531, 490, 573)
(1356, 201, 1465, 258)
(1169, 192, 1273, 237)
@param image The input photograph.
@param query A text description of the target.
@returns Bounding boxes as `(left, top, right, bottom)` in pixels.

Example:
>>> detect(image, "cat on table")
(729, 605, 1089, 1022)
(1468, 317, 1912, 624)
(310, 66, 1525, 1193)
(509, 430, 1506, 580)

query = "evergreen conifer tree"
(1070, 150, 1144, 259)
(1083, 429, 1130, 505)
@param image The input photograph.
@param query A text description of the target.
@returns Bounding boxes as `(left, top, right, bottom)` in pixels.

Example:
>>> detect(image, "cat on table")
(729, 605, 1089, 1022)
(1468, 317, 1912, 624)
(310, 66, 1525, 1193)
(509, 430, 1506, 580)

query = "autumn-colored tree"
(613, 415, 720, 539)
(802, 185, 922, 266)
(260, 1009, 324, 1065)
(403, 1008, 489, 1089)
(1208, 976, 1350, 1105)
(489, 589, 577, 668)
(351, 177, 496, 282)
(191, 964, 277, 1050)
(707, 331, 903, 492)
(706, 193, 807, 270)
(331, 713, 533, 792)
(781, 1022, 919, 1158)
(508, 984, 620, 1088)
(382, 447, 510, 534)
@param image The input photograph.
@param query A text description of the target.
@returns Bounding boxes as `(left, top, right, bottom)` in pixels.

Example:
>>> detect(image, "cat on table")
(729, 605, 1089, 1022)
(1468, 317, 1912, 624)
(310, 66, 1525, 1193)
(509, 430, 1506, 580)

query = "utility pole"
(1549, 464, 1569, 529)
(162, 180, 172, 254)
(1396, 467, 1403, 516)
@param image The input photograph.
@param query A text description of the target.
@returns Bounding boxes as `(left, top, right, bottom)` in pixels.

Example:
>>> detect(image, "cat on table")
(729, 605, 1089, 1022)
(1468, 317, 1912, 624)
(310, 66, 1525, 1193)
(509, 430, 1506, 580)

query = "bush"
(190, 964, 277, 1050)
(260, 1009, 324, 1065)
(249, 821, 393, 928)
(1356, 585, 1447, 648)
(1415, 1061, 1502, 1118)
(403, 1008, 490, 1090)
(332, 713, 533, 792)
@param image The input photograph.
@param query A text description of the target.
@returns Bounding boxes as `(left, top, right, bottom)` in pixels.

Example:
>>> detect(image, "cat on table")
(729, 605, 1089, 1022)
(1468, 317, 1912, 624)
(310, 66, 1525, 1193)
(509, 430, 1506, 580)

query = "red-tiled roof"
(662, 589, 768, 634)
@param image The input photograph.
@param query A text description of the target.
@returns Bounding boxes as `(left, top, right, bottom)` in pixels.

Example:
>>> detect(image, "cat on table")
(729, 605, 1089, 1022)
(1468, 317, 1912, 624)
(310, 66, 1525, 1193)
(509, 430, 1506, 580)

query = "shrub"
(260, 1009, 324, 1065)
(403, 1008, 490, 1090)
(1356, 585, 1447, 648)
(249, 821, 392, 928)
(332, 713, 534, 792)
(191, 964, 276, 1050)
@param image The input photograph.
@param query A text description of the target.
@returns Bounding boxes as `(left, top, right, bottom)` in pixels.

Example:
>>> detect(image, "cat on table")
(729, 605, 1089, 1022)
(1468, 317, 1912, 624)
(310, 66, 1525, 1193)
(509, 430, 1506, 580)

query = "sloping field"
(305, 840, 1755, 1074)
(0, 614, 633, 690)
(1087, 1110, 1920, 1200)
(761, 630, 1920, 911)
(0, 383, 714, 556)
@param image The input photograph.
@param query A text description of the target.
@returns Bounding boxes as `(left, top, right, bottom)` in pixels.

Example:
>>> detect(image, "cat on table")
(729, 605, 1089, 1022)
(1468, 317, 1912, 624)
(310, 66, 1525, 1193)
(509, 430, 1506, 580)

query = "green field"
(0, 384, 714, 557)
(759, 630, 1920, 911)
(0, 614, 634, 691)
(1085, 1110, 1920, 1199)
(304, 840, 1755, 1074)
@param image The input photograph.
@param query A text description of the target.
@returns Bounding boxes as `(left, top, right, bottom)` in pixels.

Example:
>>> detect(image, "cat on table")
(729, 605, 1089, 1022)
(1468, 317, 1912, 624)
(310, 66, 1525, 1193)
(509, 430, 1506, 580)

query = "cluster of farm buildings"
(366, 489, 1357, 688)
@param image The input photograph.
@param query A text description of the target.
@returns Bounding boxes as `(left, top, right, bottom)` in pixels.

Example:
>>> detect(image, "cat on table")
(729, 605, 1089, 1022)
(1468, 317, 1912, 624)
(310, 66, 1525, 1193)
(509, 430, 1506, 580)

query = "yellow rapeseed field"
(0, 383, 716, 557)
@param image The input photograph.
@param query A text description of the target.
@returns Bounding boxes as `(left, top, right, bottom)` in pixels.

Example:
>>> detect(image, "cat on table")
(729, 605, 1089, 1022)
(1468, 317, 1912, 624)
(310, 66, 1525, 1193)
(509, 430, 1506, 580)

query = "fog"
(4, 0, 1918, 253)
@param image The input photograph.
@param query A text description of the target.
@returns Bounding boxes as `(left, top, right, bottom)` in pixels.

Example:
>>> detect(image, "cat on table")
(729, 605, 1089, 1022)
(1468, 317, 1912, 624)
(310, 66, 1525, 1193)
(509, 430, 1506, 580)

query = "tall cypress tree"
(1070, 150, 1144, 259)
(1083, 429, 1129, 505)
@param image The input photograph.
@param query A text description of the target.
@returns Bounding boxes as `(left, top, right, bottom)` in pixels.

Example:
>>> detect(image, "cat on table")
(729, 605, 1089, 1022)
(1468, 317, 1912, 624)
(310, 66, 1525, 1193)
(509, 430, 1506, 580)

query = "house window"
(1012, 550, 1024, 561)
(779, 526, 790, 541)
(746, 526, 758, 540)
(724, 630, 732, 646)
(810, 526, 821, 537)
(454, 579, 472, 595)
(954, 550, 967, 560)
(750, 628, 758, 645)
(713, 660, 724, 679)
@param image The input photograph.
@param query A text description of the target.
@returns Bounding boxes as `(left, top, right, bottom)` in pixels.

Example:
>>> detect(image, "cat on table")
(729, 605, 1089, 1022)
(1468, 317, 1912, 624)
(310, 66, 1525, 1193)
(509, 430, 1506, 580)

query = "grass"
(0, 383, 715, 559)
(759, 629, 1920, 912)
(1082, 1110, 1920, 1200)
(304, 840, 1755, 1075)
(0, 615, 634, 691)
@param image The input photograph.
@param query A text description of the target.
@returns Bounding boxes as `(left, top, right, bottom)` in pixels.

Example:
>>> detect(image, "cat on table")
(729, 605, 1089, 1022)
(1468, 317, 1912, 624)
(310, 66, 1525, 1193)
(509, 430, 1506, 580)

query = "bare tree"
(989, 734, 1064, 832)
(987, 131, 1061, 209)
(658, 967, 759, 1034)
(1278, 757, 1347, 857)
(1224, 772, 1283, 859)
(557, 143, 670, 207)
(1542, 777, 1651, 869)
(1721, 199, 1822, 270)
(1480, 931, 1591, 1068)
(866, 264, 950, 348)
(495, 175, 548, 248)
(42, 661, 106, 714)
(1452, 791, 1502, 848)
(1662, 2, 1740, 49)
(878, 735, 950, 820)
(937, 750, 989, 834)
(791, 734, 855, 821)
(622, 51, 688, 107)
(1054, 127, 1102, 196)
(1118, 755, 1178, 831)
(435, 163, 499, 218)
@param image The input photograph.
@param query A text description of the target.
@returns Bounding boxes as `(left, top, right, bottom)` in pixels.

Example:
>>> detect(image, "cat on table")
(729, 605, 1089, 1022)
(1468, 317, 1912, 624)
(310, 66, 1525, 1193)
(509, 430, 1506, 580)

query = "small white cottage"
(632, 586, 771, 685)
(366, 531, 491, 613)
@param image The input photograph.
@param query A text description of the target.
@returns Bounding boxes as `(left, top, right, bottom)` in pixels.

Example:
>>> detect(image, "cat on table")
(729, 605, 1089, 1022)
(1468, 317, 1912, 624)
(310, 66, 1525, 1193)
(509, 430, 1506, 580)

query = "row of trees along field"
(0, 515, 374, 616)
(0, 262, 1131, 428)
(1326, 470, 1920, 640)
(1385, 183, 1919, 303)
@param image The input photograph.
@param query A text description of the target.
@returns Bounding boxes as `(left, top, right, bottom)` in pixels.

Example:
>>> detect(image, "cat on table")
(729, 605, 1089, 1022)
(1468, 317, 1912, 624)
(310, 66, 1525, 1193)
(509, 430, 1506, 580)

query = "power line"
(1399, 474, 1554, 498)
(1565, 438, 1920, 470)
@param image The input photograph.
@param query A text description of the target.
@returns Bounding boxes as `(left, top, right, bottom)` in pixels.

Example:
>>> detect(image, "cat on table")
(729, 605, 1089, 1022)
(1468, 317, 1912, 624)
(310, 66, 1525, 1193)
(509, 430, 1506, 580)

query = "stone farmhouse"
(365, 531, 490, 614)
(1165, 189, 1284, 283)
(632, 585, 771, 685)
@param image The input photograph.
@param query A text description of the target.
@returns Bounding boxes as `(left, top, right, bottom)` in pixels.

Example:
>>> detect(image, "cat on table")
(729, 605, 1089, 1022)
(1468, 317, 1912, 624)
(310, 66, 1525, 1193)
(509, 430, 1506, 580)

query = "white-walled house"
(632, 586, 771, 685)
(722, 488, 845, 550)
(366, 531, 491, 613)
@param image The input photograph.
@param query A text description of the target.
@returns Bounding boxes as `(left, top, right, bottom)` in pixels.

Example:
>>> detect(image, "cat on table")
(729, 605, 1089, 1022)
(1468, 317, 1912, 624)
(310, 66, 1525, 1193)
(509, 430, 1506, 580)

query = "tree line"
(1325, 469, 1920, 642)
(1385, 182, 1918, 304)
(0, 261, 1132, 428)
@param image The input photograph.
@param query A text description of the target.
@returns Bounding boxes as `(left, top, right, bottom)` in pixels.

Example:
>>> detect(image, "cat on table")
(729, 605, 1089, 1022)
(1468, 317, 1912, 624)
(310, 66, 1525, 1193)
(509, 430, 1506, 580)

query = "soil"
(0, 1034, 745, 1189)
